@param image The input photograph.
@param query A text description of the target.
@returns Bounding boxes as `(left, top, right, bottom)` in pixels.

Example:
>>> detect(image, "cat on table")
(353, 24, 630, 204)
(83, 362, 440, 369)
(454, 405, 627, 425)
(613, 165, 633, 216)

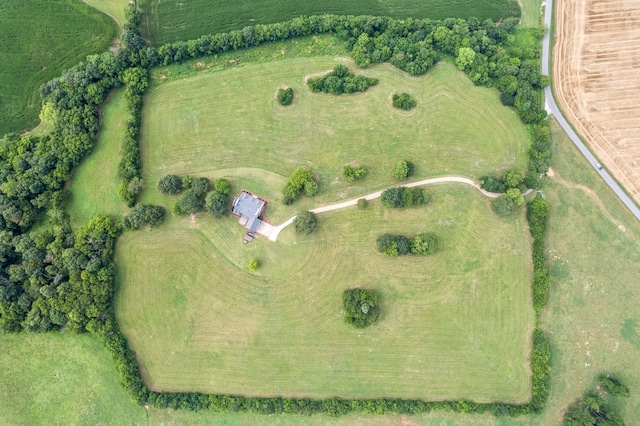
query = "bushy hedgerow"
(563, 375, 629, 424)
(377, 233, 438, 257)
(343, 164, 368, 182)
(380, 187, 429, 208)
(308, 64, 378, 95)
(283, 167, 318, 204)
(392, 93, 416, 110)
(343, 288, 380, 328)
(277, 87, 294, 105)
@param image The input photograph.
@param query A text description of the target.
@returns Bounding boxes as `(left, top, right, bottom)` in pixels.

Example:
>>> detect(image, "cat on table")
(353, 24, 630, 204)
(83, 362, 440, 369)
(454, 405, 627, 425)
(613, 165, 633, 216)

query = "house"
(232, 191, 267, 233)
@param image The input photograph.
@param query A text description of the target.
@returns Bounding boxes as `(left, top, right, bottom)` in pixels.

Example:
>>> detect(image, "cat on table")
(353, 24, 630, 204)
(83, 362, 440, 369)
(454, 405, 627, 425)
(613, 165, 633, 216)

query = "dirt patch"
(546, 167, 555, 177)
(553, 0, 640, 205)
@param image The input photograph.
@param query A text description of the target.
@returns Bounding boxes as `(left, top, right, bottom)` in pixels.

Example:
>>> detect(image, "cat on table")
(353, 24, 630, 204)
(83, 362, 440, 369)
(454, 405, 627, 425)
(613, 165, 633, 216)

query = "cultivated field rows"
(553, 0, 640, 204)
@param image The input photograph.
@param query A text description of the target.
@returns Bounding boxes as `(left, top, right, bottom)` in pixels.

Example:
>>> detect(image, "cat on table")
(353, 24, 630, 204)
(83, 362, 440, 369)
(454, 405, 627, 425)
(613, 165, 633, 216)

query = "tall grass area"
(139, 0, 521, 46)
(67, 89, 127, 228)
(0, 332, 146, 425)
(0, 0, 117, 136)
(117, 184, 533, 401)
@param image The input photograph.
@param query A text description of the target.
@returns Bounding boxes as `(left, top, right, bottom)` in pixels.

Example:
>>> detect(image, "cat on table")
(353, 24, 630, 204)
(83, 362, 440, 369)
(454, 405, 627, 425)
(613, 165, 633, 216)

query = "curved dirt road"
(268, 176, 507, 241)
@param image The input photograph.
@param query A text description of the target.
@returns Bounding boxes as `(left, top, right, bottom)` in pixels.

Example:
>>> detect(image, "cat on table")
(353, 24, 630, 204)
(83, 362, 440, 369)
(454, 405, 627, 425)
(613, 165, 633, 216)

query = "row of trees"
(307, 65, 378, 95)
(380, 187, 429, 208)
(159, 174, 232, 218)
(527, 195, 551, 314)
(376, 233, 438, 257)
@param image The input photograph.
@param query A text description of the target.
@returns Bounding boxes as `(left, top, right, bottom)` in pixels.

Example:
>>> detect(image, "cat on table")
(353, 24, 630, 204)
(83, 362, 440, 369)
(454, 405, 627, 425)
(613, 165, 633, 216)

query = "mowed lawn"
(117, 184, 533, 401)
(67, 89, 127, 229)
(0, 332, 146, 425)
(140, 0, 521, 46)
(0, 0, 117, 135)
(139, 58, 528, 223)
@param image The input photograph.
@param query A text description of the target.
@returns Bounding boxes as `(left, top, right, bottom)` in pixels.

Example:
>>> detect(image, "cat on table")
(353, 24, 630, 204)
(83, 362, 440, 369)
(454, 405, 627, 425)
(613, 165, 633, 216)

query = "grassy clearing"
(140, 57, 528, 222)
(0, 332, 146, 425)
(0, 0, 117, 135)
(117, 184, 533, 401)
(518, 0, 542, 28)
(139, 0, 521, 46)
(82, 0, 128, 28)
(67, 89, 127, 228)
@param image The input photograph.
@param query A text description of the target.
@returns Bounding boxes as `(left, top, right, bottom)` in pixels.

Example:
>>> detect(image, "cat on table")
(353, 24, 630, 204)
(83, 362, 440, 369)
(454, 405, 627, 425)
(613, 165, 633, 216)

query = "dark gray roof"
(232, 192, 266, 226)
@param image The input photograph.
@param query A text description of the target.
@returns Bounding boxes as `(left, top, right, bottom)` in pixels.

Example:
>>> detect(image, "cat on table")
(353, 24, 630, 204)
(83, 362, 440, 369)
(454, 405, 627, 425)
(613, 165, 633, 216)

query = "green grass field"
(111, 55, 535, 401)
(519, 0, 542, 28)
(0, 332, 147, 425)
(139, 57, 529, 221)
(82, 0, 128, 28)
(139, 0, 521, 46)
(0, 0, 117, 136)
(67, 89, 127, 229)
(117, 184, 533, 401)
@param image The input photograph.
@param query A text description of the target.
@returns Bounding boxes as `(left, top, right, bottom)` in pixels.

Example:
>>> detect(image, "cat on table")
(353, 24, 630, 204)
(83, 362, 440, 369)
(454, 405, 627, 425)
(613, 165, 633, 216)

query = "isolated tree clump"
(307, 64, 378, 95)
(293, 211, 317, 234)
(205, 190, 229, 218)
(377, 233, 438, 257)
(277, 87, 294, 105)
(392, 93, 416, 110)
(380, 187, 429, 208)
(392, 160, 414, 180)
(343, 288, 380, 328)
(283, 167, 318, 204)
(123, 204, 165, 230)
(343, 164, 368, 182)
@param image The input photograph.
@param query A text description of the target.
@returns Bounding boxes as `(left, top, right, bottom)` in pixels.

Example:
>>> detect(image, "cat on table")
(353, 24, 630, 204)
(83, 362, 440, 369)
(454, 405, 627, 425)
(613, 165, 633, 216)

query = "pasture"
(139, 0, 521, 45)
(139, 57, 529, 220)
(0, 0, 117, 135)
(67, 89, 127, 228)
(0, 332, 146, 425)
(117, 184, 533, 401)
(114, 55, 534, 401)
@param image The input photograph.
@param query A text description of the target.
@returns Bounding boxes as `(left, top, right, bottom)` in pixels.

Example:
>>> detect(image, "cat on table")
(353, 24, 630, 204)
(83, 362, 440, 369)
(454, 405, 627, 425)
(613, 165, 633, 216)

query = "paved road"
(541, 0, 640, 221)
(268, 176, 510, 241)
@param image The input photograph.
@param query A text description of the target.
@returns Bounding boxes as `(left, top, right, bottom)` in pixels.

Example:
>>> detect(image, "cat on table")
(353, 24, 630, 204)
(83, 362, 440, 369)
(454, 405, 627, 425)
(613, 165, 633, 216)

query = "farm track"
(552, 0, 640, 205)
(269, 176, 521, 241)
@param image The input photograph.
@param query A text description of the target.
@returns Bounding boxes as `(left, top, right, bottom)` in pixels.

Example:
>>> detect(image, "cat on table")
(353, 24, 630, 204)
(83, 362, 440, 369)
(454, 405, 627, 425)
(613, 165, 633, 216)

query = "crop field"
(0, 0, 117, 136)
(117, 183, 533, 400)
(139, 0, 521, 46)
(67, 89, 127, 229)
(553, 0, 640, 205)
(139, 57, 528, 220)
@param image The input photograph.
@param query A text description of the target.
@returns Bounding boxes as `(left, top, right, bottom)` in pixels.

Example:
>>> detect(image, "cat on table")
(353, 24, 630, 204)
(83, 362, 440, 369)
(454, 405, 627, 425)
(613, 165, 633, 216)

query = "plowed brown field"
(554, 0, 640, 203)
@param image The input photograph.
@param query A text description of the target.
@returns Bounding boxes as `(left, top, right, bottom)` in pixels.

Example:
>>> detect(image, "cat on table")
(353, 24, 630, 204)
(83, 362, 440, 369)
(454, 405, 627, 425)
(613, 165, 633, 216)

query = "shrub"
(277, 87, 294, 106)
(177, 189, 202, 214)
(410, 233, 438, 255)
(158, 175, 182, 195)
(282, 168, 318, 203)
(392, 160, 414, 180)
(124, 204, 165, 230)
(500, 92, 515, 106)
(191, 177, 210, 196)
(492, 194, 518, 216)
(214, 178, 231, 195)
(342, 288, 380, 328)
(294, 211, 317, 234)
(248, 259, 259, 271)
(502, 169, 525, 188)
(392, 93, 416, 110)
(480, 174, 505, 193)
(343, 165, 368, 182)
(117, 180, 135, 207)
(357, 198, 368, 209)
(527, 195, 548, 239)
(307, 65, 378, 95)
